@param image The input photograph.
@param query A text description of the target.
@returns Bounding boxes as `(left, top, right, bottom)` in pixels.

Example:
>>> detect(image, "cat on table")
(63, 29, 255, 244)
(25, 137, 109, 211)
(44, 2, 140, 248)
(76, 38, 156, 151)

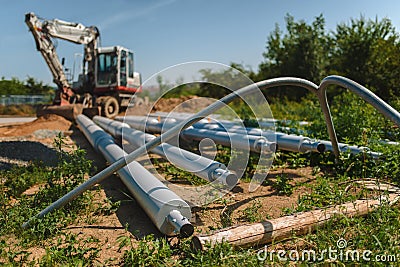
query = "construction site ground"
(0, 97, 318, 264)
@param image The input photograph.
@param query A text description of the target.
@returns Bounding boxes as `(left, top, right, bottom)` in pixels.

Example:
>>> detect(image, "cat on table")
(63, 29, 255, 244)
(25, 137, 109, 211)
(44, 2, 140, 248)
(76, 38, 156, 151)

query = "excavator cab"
(94, 46, 141, 95)
(88, 46, 141, 117)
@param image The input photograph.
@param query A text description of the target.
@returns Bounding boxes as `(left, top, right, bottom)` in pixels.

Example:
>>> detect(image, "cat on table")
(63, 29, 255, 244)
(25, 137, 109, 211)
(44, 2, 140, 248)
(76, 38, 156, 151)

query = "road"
(0, 117, 36, 125)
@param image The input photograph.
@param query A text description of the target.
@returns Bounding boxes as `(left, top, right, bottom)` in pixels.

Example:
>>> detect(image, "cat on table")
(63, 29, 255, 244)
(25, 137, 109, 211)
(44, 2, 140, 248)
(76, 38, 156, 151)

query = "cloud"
(99, 0, 177, 30)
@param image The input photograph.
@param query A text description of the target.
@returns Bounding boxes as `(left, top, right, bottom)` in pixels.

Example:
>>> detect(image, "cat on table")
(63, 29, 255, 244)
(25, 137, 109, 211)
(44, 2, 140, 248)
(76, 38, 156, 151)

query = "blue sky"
(1, 0, 400, 87)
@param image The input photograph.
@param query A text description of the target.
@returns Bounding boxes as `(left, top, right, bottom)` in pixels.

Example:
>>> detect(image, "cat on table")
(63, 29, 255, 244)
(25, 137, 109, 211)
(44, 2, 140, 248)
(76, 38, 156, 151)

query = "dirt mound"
(152, 96, 215, 113)
(123, 96, 216, 117)
(0, 114, 72, 137)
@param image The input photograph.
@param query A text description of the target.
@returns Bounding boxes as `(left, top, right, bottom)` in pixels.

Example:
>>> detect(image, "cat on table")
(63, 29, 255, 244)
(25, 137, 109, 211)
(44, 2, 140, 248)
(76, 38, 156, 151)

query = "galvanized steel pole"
(192, 121, 382, 157)
(319, 76, 400, 127)
(76, 115, 193, 236)
(120, 116, 277, 154)
(317, 76, 400, 158)
(93, 116, 238, 186)
(182, 120, 325, 154)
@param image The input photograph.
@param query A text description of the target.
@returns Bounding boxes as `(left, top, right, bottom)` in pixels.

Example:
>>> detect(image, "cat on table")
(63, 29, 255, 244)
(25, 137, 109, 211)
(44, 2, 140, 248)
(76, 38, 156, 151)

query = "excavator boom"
(25, 13, 70, 92)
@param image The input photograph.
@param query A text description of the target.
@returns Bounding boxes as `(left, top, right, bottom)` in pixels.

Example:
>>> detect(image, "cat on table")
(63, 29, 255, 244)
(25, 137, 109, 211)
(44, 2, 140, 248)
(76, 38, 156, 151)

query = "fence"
(0, 95, 52, 105)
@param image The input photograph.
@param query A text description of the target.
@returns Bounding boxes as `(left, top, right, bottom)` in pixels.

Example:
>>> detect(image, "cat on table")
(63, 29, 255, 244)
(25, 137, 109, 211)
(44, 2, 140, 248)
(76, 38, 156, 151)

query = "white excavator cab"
(94, 46, 141, 94)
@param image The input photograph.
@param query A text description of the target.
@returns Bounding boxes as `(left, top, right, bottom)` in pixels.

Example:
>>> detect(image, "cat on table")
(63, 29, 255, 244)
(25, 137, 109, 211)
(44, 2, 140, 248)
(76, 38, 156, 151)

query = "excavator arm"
(25, 12, 99, 105)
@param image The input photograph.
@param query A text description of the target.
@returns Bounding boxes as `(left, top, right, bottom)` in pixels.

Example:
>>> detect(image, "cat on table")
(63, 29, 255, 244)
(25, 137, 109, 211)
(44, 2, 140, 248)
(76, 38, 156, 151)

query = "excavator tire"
(101, 96, 119, 118)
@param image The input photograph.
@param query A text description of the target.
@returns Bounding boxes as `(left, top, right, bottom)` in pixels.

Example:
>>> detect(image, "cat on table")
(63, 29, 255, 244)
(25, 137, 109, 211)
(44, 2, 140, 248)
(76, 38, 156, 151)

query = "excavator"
(25, 12, 142, 119)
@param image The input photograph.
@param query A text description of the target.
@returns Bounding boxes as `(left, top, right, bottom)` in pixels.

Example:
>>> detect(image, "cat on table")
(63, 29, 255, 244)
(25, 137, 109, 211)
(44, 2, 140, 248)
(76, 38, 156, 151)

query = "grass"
(238, 200, 264, 223)
(0, 135, 118, 265)
(0, 92, 400, 265)
(152, 158, 208, 186)
(0, 104, 37, 116)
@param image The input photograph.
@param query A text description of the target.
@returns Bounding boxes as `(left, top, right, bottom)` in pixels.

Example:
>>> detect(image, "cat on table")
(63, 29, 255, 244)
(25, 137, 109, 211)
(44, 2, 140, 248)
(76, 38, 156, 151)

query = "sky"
(1, 0, 400, 87)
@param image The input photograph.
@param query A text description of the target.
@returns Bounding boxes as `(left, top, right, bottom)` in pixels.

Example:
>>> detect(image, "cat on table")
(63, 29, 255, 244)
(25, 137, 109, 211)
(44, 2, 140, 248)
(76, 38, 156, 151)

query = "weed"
(119, 235, 262, 266)
(119, 234, 175, 266)
(238, 200, 263, 223)
(272, 173, 294, 196)
(0, 104, 37, 116)
(183, 240, 260, 266)
(219, 198, 234, 228)
(273, 151, 310, 169)
(39, 233, 101, 266)
(0, 135, 96, 248)
(153, 158, 208, 186)
(94, 197, 121, 216)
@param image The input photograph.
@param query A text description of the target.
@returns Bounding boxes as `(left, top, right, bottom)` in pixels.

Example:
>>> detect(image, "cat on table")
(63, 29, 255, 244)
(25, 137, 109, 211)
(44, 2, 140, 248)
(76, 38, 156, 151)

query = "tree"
(0, 77, 27, 95)
(257, 14, 400, 102)
(367, 37, 400, 99)
(25, 76, 54, 95)
(198, 65, 254, 99)
(156, 75, 170, 97)
(330, 17, 400, 100)
(0, 77, 54, 95)
(258, 14, 330, 100)
(229, 63, 257, 81)
(162, 76, 201, 98)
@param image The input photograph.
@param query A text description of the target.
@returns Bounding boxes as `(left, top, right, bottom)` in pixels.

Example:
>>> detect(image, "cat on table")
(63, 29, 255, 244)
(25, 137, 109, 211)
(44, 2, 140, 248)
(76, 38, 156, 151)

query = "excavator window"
(120, 50, 127, 87)
(128, 52, 134, 78)
(97, 52, 117, 85)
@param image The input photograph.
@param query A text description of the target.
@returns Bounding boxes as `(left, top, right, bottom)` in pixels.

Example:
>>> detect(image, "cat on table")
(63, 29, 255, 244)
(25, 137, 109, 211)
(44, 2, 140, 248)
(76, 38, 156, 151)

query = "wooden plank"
(192, 194, 399, 250)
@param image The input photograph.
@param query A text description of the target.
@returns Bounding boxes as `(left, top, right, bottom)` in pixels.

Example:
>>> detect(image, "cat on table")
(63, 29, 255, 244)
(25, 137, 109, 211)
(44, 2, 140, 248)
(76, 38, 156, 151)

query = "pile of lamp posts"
(74, 112, 384, 237)
(22, 75, 400, 239)
(118, 114, 382, 158)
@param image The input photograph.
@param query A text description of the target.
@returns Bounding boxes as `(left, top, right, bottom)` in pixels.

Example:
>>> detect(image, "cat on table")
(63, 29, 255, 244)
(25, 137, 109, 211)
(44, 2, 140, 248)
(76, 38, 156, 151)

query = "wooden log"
(192, 194, 399, 250)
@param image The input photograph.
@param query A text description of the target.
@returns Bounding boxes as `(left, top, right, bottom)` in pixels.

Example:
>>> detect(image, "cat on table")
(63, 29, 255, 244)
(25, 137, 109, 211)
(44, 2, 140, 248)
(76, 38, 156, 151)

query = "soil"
(0, 98, 318, 264)
(151, 96, 215, 113)
(123, 96, 216, 117)
(0, 114, 73, 169)
(192, 167, 315, 233)
(0, 114, 72, 138)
